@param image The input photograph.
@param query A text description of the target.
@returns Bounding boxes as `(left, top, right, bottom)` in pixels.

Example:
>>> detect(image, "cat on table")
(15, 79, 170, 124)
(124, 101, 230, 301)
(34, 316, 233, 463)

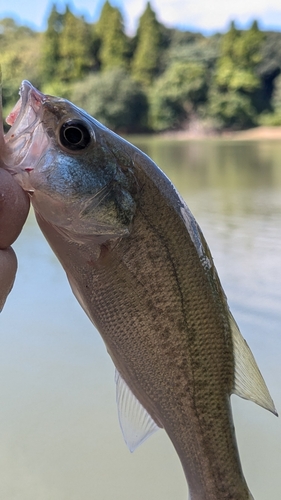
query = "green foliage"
(40, 4, 63, 82)
(256, 31, 281, 112)
(258, 74, 281, 125)
(41, 80, 73, 100)
(0, 18, 42, 116)
(95, 0, 114, 37)
(131, 2, 164, 86)
(165, 31, 220, 71)
(71, 68, 148, 132)
(149, 61, 208, 131)
(95, 1, 129, 70)
(2, 4, 281, 133)
(57, 7, 94, 82)
(41, 5, 95, 83)
(206, 21, 265, 129)
(258, 111, 281, 126)
(207, 90, 257, 129)
(258, 31, 281, 80)
(215, 21, 264, 93)
(272, 74, 281, 111)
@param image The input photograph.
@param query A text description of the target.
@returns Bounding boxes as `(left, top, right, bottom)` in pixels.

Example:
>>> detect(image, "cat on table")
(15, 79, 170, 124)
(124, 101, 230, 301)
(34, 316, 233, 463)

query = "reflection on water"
(1, 138, 281, 499)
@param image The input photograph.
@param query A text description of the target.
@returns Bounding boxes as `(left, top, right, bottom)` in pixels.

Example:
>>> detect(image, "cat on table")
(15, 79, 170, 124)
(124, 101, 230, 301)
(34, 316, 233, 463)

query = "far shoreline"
(157, 125, 281, 141)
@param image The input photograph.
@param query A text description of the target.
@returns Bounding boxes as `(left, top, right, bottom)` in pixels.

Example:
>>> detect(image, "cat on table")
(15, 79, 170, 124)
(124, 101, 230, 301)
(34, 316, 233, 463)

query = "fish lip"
(3, 81, 48, 178)
(21, 80, 46, 108)
(5, 80, 45, 134)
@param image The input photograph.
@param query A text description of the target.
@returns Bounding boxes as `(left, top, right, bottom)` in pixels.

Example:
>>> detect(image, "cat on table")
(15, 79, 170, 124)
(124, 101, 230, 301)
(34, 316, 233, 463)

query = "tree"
(258, 74, 281, 125)
(149, 61, 208, 131)
(71, 68, 148, 132)
(207, 21, 265, 128)
(207, 90, 256, 129)
(58, 6, 94, 82)
(165, 32, 220, 72)
(41, 4, 95, 85)
(0, 18, 42, 119)
(40, 4, 64, 82)
(258, 31, 281, 82)
(272, 74, 281, 111)
(95, 0, 115, 38)
(256, 31, 281, 111)
(95, 1, 128, 70)
(131, 2, 164, 86)
(215, 21, 264, 93)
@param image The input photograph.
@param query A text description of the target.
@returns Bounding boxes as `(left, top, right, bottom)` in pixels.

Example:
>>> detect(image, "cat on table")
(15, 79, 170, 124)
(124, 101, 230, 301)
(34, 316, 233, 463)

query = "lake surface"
(1, 137, 281, 500)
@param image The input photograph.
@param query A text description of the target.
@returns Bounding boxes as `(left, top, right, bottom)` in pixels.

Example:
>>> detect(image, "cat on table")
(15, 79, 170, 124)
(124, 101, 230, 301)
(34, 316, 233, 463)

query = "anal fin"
(115, 370, 159, 452)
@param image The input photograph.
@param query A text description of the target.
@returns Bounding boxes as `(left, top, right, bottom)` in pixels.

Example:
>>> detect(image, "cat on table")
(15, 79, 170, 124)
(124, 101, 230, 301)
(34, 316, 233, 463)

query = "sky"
(1, 0, 281, 35)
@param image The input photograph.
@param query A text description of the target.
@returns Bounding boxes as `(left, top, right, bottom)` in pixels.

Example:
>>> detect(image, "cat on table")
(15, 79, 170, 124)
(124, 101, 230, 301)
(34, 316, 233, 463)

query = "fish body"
(3, 82, 277, 500)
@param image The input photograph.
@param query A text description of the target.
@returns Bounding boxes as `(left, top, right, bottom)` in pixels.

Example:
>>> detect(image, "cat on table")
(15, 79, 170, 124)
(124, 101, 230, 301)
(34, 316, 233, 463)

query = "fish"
(2, 80, 277, 500)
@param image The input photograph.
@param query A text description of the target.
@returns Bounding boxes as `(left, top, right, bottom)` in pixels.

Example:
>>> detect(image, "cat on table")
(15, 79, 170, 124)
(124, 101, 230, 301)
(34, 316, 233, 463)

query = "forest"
(1, 1, 281, 133)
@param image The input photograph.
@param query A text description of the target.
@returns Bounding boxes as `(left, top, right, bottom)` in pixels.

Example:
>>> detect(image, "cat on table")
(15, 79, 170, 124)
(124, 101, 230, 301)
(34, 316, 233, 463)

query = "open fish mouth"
(3, 81, 50, 179)
(5, 81, 45, 138)
(6, 93, 23, 126)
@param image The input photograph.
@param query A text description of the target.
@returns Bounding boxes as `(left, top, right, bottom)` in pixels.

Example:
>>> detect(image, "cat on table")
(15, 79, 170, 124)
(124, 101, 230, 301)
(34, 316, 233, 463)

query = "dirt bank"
(161, 126, 281, 141)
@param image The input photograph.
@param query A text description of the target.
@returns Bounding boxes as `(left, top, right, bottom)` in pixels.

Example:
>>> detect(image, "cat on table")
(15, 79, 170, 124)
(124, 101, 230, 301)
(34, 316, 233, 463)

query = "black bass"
(3, 81, 277, 500)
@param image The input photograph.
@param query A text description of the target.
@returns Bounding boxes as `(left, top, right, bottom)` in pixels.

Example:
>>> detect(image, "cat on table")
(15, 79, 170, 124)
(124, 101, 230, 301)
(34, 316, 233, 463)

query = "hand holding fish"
(0, 72, 30, 310)
(0, 168, 29, 310)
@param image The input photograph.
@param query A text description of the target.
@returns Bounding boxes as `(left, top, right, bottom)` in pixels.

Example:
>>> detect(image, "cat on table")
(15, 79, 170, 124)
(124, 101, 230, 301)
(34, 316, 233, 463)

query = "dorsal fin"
(230, 312, 277, 416)
(115, 370, 159, 452)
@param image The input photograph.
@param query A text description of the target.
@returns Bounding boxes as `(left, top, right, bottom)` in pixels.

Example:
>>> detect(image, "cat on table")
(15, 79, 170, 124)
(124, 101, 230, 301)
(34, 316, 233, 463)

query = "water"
(1, 137, 281, 499)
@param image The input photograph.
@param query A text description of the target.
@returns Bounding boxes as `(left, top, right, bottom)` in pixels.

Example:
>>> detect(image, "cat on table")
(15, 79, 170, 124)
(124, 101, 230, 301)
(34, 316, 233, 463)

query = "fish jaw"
(3, 81, 50, 193)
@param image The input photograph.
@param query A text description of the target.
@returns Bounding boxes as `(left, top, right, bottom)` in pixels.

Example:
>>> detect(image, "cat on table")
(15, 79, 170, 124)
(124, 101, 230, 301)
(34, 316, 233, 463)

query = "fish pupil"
(59, 120, 91, 150)
(65, 127, 82, 144)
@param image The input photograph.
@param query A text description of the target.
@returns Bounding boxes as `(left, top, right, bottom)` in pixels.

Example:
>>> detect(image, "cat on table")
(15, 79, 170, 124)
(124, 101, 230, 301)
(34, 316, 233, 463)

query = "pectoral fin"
(230, 312, 278, 416)
(115, 370, 159, 452)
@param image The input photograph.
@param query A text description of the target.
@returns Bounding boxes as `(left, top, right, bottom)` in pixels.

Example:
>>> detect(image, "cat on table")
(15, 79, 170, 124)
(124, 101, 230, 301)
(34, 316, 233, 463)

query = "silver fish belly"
(3, 81, 277, 500)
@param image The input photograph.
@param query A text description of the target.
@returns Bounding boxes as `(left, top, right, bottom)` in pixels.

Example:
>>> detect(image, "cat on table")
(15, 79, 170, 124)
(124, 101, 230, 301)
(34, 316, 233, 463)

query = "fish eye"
(59, 120, 91, 151)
